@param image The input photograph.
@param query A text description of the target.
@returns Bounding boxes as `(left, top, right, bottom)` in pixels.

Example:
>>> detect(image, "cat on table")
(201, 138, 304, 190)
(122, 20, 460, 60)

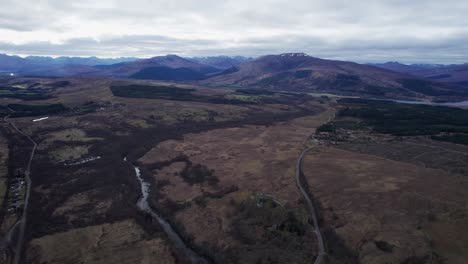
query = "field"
(309, 98, 468, 263)
(26, 220, 175, 264)
(302, 147, 468, 264)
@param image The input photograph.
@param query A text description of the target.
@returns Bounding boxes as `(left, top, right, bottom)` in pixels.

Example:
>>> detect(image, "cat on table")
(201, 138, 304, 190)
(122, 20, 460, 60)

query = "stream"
(131, 164, 208, 264)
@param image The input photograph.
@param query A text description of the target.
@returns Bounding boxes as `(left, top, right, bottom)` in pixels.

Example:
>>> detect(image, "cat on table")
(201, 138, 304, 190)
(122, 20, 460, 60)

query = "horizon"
(1, 1, 468, 64)
(1, 52, 466, 66)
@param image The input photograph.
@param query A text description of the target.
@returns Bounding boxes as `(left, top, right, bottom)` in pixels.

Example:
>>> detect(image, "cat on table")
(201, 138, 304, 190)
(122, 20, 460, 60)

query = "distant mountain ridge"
(370, 62, 453, 75)
(372, 61, 468, 87)
(0, 54, 139, 77)
(0, 54, 219, 79)
(25, 56, 137, 66)
(0, 53, 137, 73)
(2, 52, 468, 100)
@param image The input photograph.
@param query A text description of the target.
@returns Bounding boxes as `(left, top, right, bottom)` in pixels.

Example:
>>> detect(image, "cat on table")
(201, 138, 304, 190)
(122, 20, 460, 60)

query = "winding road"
(3, 116, 37, 264)
(296, 147, 325, 264)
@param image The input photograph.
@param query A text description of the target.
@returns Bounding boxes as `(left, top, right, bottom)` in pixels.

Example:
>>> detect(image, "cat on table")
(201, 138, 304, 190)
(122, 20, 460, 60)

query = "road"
(3, 116, 37, 264)
(295, 147, 326, 264)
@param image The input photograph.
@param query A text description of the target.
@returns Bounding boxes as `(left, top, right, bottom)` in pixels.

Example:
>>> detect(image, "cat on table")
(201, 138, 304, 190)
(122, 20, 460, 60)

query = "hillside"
(204, 53, 468, 101)
(373, 62, 468, 87)
(129, 66, 206, 81)
(96, 55, 219, 79)
(190, 56, 252, 70)
(370, 62, 445, 75)
(411, 64, 468, 86)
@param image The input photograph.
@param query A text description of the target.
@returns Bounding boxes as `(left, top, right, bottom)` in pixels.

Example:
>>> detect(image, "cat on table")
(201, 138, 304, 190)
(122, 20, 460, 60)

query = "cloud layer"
(1, 0, 468, 63)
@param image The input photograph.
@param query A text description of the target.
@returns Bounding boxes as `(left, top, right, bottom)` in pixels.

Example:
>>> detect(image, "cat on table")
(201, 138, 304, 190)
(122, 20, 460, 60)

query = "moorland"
(0, 53, 467, 264)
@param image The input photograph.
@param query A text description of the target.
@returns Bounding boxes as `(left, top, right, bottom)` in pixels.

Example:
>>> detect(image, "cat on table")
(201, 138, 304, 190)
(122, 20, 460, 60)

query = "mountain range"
(372, 61, 468, 87)
(205, 53, 468, 100)
(0, 54, 137, 75)
(1, 52, 468, 101)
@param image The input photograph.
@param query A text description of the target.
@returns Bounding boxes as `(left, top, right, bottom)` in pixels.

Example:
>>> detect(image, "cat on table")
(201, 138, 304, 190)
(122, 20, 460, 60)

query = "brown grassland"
(0, 76, 467, 264)
(0, 76, 331, 263)
(303, 147, 468, 264)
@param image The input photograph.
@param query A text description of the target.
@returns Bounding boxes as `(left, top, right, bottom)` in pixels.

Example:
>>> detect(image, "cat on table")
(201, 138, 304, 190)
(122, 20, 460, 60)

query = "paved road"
(295, 147, 325, 264)
(4, 116, 37, 264)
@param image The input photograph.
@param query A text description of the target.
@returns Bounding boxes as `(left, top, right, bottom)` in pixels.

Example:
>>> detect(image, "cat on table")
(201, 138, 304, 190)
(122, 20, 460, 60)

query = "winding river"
(132, 165, 208, 264)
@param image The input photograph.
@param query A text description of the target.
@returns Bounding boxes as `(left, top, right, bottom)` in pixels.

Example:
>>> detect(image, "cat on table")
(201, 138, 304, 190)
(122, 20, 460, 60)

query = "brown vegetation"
(302, 147, 468, 264)
(138, 110, 335, 262)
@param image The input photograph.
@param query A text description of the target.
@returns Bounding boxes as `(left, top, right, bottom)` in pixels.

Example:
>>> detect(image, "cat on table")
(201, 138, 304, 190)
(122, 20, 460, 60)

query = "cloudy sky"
(1, 0, 467, 63)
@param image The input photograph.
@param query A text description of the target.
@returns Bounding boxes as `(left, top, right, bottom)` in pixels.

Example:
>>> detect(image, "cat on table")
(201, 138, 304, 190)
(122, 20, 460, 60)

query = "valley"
(0, 76, 329, 263)
(0, 54, 467, 264)
(2, 0, 468, 263)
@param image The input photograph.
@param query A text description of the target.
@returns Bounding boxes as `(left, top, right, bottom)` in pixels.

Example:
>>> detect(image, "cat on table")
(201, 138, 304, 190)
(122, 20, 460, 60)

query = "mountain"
(0, 54, 45, 73)
(24, 64, 101, 76)
(25, 56, 137, 66)
(204, 53, 468, 100)
(96, 55, 220, 80)
(370, 62, 446, 75)
(3, 52, 468, 99)
(189, 56, 253, 70)
(372, 62, 468, 87)
(408, 64, 468, 86)
(129, 66, 206, 81)
(0, 53, 217, 80)
(0, 53, 137, 75)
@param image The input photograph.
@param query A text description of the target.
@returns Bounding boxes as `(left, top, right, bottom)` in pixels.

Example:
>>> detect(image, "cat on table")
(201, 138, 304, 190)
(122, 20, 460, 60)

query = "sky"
(1, 0, 468, 64)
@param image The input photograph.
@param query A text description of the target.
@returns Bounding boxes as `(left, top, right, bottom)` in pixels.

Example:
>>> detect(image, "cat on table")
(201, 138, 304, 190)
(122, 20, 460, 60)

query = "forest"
(331, 98, 468, 144)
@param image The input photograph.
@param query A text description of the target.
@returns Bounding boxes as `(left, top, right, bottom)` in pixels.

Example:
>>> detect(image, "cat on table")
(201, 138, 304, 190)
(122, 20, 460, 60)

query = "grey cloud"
(0, 0, 467, 63)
